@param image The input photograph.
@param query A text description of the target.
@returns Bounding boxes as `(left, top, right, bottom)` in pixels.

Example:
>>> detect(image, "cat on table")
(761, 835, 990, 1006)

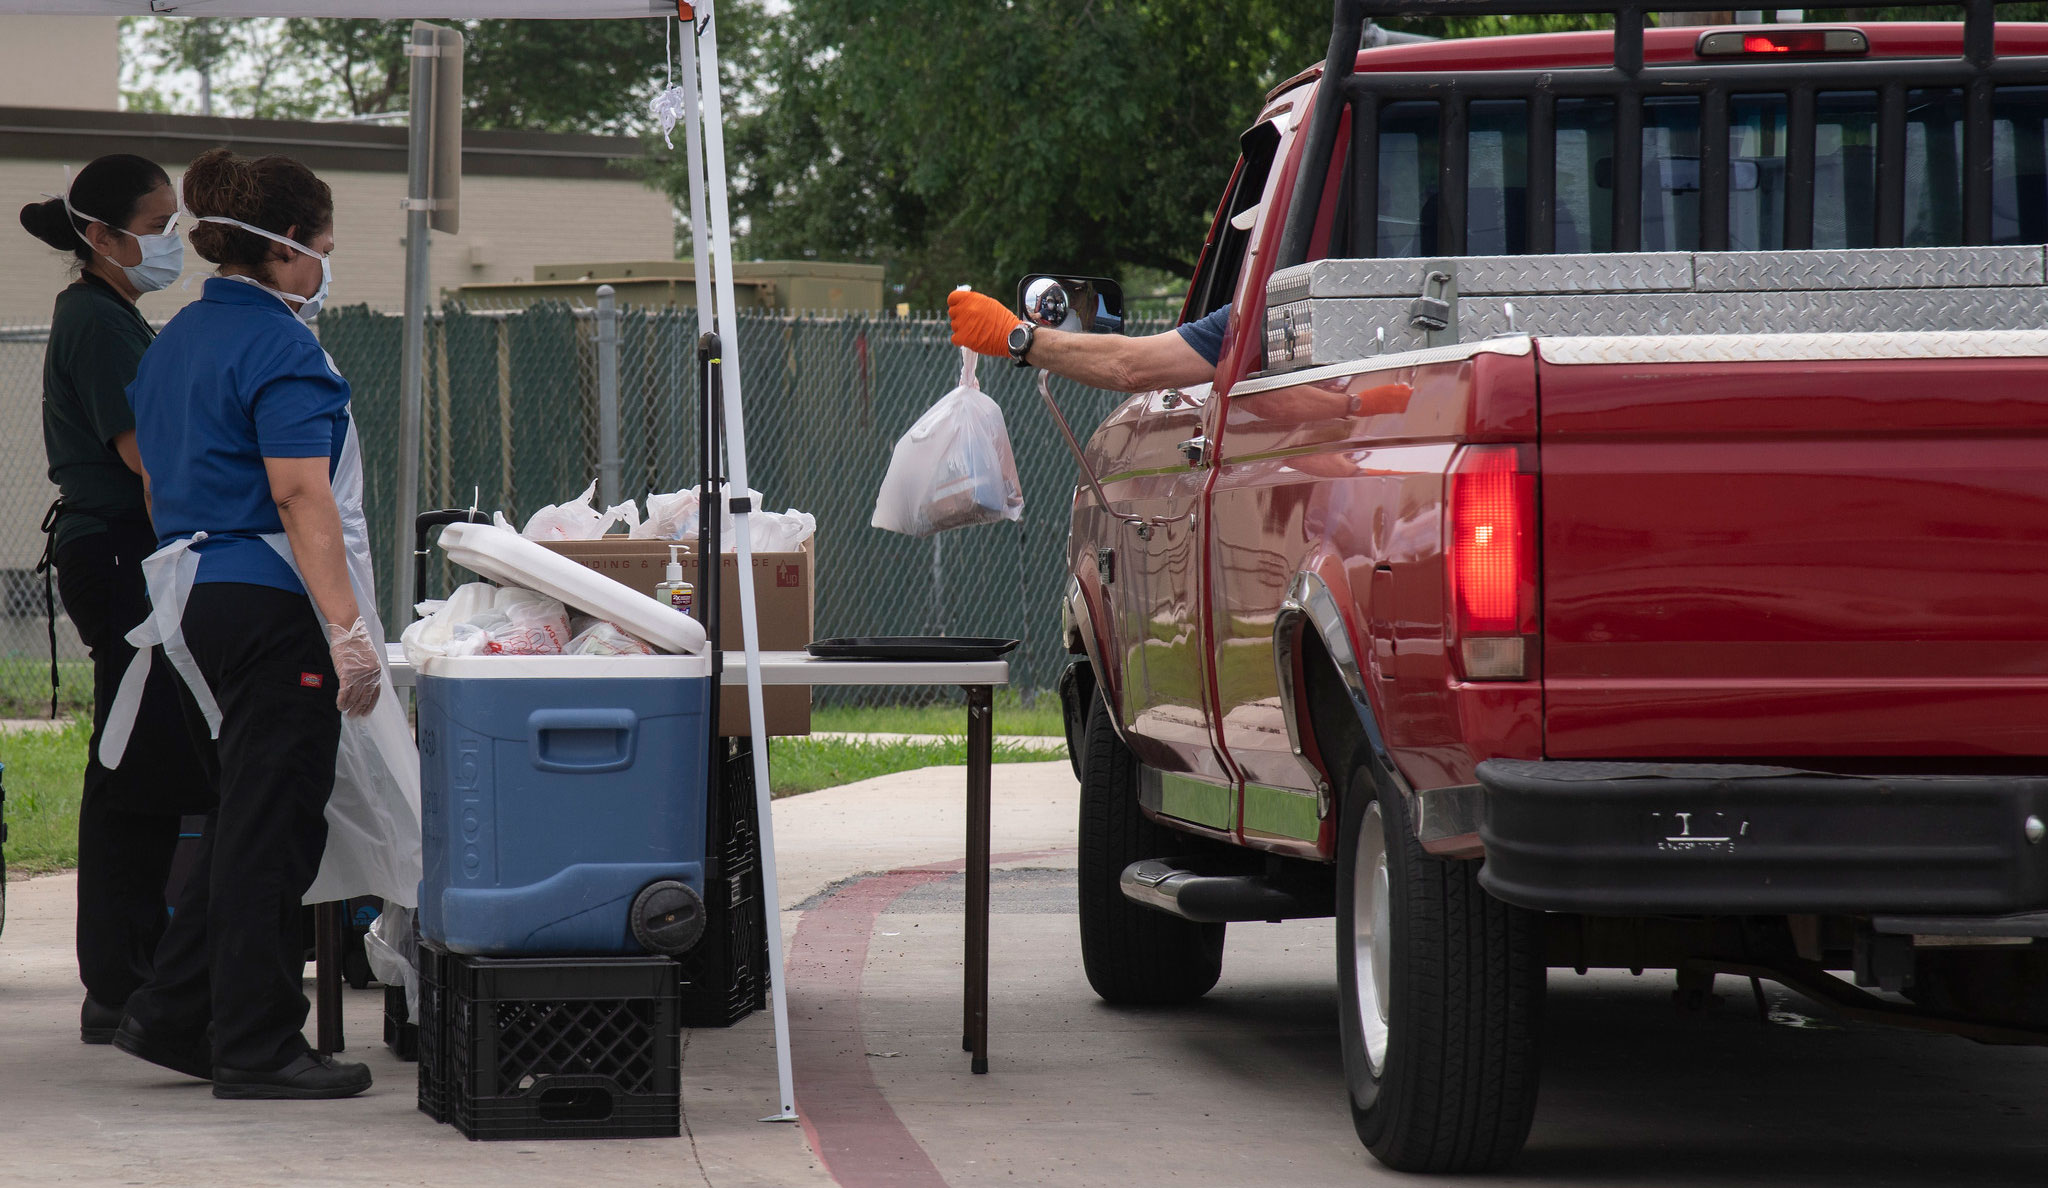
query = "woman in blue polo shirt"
(105, 149, 397, 1101)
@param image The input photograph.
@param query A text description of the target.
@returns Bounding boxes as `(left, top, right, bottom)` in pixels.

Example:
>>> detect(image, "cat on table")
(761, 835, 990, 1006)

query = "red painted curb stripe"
(786, 849, 1068, 1188)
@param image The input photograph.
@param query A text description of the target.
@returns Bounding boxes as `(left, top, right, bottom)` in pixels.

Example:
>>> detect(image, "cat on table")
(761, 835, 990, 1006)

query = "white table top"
(384, 643, 1008, 689)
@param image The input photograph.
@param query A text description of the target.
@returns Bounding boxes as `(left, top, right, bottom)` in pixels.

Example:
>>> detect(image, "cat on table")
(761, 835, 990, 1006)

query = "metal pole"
(391, 22, 436, 627)
(596, 284, 621, 507)
(692, 3, 798, 1124)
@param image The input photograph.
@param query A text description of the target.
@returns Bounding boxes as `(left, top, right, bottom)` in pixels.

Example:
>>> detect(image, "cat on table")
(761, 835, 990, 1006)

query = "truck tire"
(1077, 693, 1224, 1005)
(1336, 761, 1543, 1173)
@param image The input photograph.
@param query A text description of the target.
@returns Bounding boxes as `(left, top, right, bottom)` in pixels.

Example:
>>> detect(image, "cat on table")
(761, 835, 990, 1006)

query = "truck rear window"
(1360, 84, 2048, 255)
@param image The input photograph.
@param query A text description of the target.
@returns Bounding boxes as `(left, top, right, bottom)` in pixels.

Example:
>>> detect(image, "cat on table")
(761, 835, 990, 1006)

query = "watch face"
(1008, 324, 1031, 355)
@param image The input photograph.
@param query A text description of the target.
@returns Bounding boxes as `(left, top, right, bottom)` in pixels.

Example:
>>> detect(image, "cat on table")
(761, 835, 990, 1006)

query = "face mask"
(193, 213, 331, 324)
(50, 186, 185, 294)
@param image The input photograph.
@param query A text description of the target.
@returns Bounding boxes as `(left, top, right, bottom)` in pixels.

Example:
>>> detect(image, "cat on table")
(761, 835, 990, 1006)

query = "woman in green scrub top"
(18, 154, 213, 1045)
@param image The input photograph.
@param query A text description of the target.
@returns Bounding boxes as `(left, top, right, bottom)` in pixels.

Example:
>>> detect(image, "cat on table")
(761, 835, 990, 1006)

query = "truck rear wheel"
(1077, 693, 1224, 1005)
(1337, 761, 1543, 1172)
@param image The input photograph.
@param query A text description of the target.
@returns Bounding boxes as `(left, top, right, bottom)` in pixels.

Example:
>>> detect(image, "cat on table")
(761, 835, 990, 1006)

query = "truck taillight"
(1447, 445, 1536, 681)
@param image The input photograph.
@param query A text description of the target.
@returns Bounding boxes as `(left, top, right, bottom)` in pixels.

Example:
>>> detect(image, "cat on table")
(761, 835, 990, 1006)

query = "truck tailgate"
(1537, 336, 2048, 758)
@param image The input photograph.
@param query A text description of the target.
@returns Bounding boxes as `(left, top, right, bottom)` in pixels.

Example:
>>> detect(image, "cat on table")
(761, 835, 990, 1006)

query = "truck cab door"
(1116, 113, 1295, 835)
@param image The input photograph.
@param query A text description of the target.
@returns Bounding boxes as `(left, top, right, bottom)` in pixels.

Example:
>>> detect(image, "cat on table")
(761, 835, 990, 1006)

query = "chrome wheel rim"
(1353, 800, 1392, 1076)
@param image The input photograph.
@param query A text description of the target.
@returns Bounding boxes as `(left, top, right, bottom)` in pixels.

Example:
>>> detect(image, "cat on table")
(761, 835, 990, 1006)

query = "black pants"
(123, 582, 342, 1072)
(52, 522, 212, 1009)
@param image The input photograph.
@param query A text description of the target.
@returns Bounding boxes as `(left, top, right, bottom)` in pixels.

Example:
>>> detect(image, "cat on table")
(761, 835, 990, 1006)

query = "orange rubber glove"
(948, 289, 1017, 358)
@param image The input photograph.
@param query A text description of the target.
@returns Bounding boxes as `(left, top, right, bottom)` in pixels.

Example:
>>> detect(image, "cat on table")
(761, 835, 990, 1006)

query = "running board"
(1119, 859, 1332, 924)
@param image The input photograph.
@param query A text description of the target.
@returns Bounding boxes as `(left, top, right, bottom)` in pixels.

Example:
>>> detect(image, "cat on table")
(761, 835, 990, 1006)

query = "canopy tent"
(0, 0, 803, 1123)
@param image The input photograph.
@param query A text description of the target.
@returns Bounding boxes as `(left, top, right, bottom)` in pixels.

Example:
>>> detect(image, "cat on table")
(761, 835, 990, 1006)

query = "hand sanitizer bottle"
(655, 545, 694, 617)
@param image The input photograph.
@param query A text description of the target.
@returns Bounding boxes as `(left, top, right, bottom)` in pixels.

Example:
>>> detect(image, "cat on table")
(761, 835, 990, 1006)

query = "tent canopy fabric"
(0, 3, 670, 15)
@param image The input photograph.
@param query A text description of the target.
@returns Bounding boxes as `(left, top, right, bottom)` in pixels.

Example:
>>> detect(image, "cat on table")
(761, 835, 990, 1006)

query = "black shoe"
(81, 996, 123, 1044)
(112, 1016, 212, 1080)
(213, 1052, 372, 1100)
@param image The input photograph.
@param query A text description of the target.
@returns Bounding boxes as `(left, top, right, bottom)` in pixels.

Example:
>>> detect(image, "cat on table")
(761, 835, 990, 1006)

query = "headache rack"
(1278, 0, 2048, 265)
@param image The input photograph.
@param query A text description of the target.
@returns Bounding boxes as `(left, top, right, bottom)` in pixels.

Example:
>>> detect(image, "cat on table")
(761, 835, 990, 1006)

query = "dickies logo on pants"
(300, 672, 325, 689)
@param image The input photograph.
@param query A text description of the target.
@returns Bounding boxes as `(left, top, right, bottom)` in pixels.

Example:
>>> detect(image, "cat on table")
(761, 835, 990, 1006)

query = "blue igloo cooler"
(416, 653, 713, 957)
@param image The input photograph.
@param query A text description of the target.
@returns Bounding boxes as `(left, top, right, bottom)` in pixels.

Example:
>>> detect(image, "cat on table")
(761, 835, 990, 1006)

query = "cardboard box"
(538, 538, 814, 737)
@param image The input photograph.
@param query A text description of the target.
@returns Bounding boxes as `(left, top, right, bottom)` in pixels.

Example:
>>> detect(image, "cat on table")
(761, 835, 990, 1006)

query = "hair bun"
(18, 196, 83, 252)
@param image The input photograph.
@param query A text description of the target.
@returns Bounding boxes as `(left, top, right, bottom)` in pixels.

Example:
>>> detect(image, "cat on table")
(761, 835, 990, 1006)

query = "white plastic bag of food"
(519, 481, 636, 541)
(398, 581, 504, 667)
(632, 489, 700, 540)
(485, 588, 571, 655)
(748, 508, 817, 552)
(871, 348, 1023, 538)
(566, 618, 656, 656)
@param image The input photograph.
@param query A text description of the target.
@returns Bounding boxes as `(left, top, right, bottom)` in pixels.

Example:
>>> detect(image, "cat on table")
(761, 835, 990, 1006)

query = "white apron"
(101, 403, 422, 910)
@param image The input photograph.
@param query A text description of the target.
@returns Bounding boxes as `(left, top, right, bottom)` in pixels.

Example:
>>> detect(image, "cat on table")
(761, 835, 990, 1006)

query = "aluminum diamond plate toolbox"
(1265, 247, 2048, 372)
(1693, 247, 2047, 292)
(1265, 253, 1694, 303)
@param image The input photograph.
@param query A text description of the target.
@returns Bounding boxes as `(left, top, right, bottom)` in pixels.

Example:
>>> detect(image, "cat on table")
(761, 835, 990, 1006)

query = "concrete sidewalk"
(7, 757, 2048, 1187)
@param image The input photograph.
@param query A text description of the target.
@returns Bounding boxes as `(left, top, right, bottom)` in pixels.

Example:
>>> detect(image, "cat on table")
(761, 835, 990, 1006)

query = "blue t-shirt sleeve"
(251, 345, 350, 459)
(1174, 303, 1232, 367)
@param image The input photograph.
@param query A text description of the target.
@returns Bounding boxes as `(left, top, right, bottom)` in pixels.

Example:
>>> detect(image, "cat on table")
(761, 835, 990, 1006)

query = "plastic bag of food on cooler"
(565, 618, 656, 656)
(872, 348, 1023, 537)
(400, 582, 571, 662)
(518, 480, 639, 541)
(398, 581, 501, 666)
(483, 588, 571, 654)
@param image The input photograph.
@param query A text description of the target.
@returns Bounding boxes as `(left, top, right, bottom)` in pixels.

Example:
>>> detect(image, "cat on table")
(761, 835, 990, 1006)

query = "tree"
(124, 16, 672, 132)
(684, 1, 1336, 308)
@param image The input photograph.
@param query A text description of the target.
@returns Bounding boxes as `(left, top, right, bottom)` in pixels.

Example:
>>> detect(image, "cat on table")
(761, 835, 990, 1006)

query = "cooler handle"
(527, 708, 638, 773)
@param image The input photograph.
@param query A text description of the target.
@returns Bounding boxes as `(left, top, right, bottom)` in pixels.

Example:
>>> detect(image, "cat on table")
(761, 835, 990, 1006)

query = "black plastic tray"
(807, 636, 1020, 663)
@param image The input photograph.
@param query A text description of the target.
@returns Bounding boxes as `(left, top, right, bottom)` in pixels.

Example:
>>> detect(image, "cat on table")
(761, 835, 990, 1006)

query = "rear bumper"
(1475, 760, 2048, 915)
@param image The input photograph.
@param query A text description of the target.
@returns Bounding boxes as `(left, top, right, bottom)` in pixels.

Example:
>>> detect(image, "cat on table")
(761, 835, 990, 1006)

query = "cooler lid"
(436, 521, 709, 656)
(420, 653, 712, 679)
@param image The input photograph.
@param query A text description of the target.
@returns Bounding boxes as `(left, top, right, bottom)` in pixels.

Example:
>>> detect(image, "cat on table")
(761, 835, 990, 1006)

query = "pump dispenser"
(656, 545, 694, 617)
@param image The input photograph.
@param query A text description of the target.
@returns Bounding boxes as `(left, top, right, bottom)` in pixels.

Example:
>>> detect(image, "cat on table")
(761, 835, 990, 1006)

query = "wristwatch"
(1006, 321, 1036, 368)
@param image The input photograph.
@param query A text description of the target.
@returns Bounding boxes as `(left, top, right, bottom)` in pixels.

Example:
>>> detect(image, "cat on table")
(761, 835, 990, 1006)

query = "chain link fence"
(1, 305, 1170, 716)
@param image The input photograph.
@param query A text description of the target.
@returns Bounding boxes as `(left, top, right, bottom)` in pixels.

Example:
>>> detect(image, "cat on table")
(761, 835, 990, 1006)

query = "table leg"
(314, 901, 345, 1053)
(964, 684, 993, 1074)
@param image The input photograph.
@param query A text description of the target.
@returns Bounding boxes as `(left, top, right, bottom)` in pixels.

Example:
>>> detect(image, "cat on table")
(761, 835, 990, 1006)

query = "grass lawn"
(0, 660, 92, 721)
(3, 711, 1066, 874)
(810, 688, 1065, 737)
(1, 719, 90, 874)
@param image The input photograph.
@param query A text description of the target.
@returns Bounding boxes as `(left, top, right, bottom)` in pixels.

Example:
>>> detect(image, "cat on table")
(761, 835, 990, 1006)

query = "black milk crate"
(416, 940, 450, 1123)
(384, 984, 419, 1061)
(679, 737, 770, 1028)
(444, 952, 682, 1141)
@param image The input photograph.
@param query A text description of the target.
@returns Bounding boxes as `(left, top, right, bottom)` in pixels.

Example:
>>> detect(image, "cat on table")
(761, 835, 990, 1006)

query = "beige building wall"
(0, 18, 119, 112)
(3, 161, 677, 324)
(2, 157, 673, 579)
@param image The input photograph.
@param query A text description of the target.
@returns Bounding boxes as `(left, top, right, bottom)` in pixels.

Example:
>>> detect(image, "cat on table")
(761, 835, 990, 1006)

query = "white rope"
(649, 15, 687, 148)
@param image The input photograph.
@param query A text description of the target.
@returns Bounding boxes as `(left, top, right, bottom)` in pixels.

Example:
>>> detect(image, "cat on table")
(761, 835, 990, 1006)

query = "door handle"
(1178, 436, 1207, 466)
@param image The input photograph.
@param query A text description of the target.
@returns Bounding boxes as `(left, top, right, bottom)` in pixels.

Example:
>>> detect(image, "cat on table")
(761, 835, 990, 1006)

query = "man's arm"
(947, 288, 1218, 394)
(1017, 327, 1215, 393)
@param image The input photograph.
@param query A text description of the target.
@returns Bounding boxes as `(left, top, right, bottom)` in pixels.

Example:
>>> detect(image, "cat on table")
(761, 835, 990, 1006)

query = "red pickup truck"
(1054, 1, 2048, 1173)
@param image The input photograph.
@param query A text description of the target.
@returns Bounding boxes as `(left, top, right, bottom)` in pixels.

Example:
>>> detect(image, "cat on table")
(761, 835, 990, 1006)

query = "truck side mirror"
(1018, 275, 1125, 335)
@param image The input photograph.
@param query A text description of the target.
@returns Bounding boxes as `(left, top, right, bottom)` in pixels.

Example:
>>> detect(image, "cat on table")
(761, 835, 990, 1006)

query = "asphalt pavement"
(3, 759, 2046, 1186)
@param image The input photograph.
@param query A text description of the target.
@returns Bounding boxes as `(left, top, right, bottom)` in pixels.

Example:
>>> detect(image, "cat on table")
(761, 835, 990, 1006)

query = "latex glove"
(326, 616, 382, 717)
(947, 288, 1017, 358)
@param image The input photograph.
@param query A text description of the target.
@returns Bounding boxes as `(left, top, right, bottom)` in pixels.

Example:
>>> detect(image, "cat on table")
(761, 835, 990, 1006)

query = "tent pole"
(392, 20, 436, 627)
(690, 3, 799, 1125)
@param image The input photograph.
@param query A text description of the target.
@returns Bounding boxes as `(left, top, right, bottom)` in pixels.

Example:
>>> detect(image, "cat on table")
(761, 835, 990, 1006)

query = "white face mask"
(193, 213, 331, 324)
(51, 187, 185, 294)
